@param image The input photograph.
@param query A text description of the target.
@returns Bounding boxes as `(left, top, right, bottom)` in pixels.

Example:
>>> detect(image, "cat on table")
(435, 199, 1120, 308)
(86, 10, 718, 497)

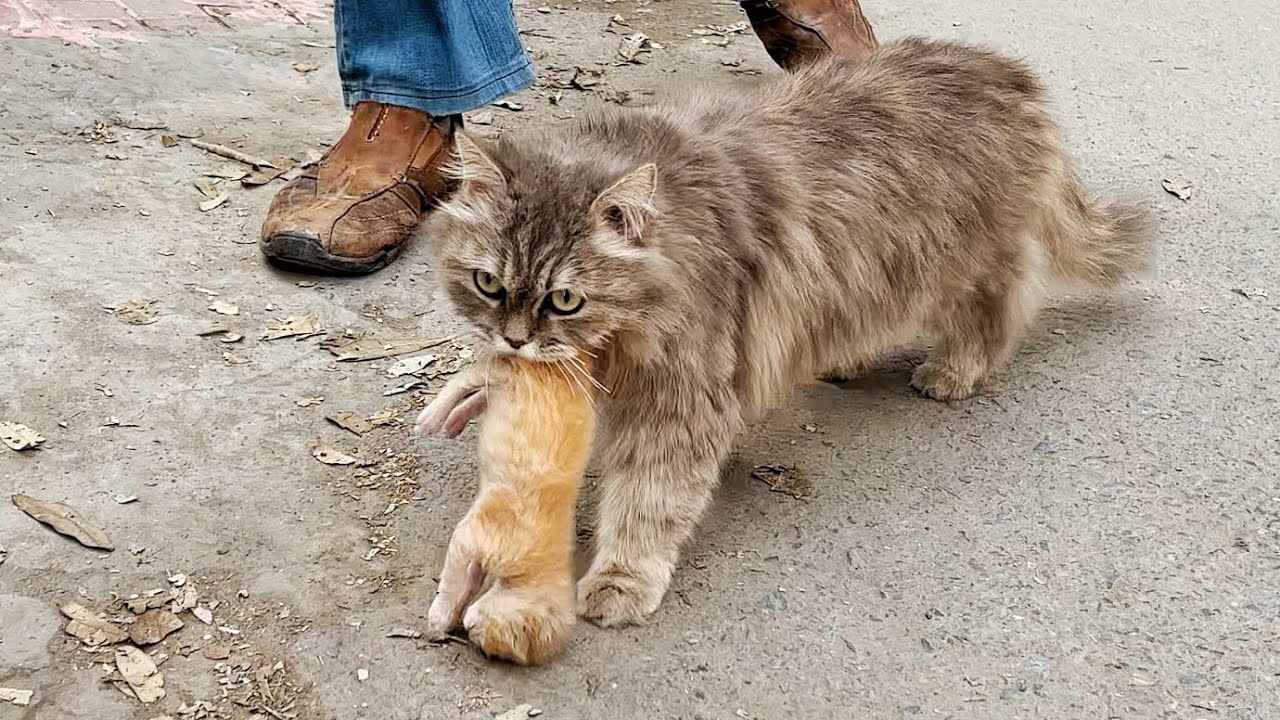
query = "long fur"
(423, 38, 1156, 626)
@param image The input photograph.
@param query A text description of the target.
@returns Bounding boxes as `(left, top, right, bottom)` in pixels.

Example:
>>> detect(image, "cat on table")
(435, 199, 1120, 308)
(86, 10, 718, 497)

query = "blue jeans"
(336, 0, 536, 116)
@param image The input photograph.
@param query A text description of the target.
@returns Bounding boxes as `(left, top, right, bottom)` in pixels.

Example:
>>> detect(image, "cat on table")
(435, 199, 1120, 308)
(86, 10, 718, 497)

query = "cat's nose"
(503, 336, 527, 350)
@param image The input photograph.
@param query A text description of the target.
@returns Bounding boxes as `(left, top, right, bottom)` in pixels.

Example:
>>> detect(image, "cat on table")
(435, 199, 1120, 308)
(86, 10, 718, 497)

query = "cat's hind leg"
(911, 249, 1045, 401)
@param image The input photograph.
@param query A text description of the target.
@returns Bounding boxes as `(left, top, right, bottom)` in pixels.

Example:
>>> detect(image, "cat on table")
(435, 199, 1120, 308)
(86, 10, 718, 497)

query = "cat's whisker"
(558, 359, 595, 407)
(566, 353, 610, 395)
(551, 359, 583, 404)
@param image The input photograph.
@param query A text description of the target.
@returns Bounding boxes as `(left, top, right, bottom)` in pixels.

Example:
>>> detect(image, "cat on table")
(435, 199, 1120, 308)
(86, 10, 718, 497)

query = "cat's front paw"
(463, 591, 574, 666)
(576, 564, 666, 628)
(910, 362, 981, 401)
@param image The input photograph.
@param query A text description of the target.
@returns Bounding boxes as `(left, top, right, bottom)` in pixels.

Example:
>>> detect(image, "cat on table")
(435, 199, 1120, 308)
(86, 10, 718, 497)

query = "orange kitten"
(417, 352, 595, 665)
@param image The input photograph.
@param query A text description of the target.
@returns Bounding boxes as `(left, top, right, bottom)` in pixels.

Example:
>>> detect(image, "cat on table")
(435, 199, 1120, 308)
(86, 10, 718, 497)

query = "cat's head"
(427, 132, 670, 363)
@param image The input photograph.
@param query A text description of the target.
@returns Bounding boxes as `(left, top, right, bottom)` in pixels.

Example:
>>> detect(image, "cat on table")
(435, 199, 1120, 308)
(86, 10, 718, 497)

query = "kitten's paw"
(576, 567, 665, 628)
(910, 362, 980, 401)
(463, 592, 574, 666)
(414, 388, 488, 439)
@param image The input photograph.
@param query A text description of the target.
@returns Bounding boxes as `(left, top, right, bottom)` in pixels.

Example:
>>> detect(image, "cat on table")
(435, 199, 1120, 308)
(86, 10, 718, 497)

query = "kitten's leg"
(415, 367, 489, 438)
(426, 523, 487, 638)
(578, 407, 739, 627)
(912, 268, 1044, 401)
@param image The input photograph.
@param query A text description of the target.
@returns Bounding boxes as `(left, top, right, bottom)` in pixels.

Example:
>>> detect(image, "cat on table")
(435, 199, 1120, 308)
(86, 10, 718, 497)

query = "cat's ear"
(591, 163, 658, 245)
(442, 132, 506, 220)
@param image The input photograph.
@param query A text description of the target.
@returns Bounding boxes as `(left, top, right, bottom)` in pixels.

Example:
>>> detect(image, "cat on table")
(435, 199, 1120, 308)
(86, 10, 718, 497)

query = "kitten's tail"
(1038, 174, 1156, 288)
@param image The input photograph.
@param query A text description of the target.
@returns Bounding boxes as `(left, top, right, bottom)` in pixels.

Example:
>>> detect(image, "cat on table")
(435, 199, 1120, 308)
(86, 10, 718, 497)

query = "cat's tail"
(1037, 173, 1156, 288)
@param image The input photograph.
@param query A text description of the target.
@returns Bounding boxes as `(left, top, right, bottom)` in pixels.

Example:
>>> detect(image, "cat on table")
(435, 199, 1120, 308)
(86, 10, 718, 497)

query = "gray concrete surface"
(2, 1, 1277, 719)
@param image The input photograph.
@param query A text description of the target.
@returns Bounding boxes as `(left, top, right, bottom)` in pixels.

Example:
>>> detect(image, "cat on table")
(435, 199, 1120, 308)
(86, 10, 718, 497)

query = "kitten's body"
(422, 38, 1154, 627)
(421, 353, 595, 665)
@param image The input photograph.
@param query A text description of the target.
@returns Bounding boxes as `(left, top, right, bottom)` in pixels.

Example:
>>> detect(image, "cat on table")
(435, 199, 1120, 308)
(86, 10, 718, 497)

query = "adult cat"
(416, 38, 1153, 627)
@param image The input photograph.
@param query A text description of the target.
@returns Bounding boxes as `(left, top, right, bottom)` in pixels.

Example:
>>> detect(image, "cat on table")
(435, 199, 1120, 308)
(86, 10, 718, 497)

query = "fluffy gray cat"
(416, 38, 1153, 627)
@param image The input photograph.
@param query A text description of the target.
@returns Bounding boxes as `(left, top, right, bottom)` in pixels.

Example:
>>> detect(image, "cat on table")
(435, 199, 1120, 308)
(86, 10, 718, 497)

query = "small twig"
(195, 3, 233, 28)
(190, 139, 277, 169)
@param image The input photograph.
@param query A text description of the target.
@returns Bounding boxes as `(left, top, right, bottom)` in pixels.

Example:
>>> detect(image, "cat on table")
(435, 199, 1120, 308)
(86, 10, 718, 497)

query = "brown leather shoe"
(741, 0, 878, 71)
(260, 102, 455, 274)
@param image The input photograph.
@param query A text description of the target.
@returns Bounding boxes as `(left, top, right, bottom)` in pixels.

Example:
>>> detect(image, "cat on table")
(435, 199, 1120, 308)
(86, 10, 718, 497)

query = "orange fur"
(424, 353, 595, 665)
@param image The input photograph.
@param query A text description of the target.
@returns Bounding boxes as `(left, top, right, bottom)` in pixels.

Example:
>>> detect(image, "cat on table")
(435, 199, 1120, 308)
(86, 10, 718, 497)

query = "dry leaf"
(1, 422, 45, 451)
(60, 602, 128, 646)
(0, 688, 33, 707)
(262, 314, 323, 340)
(202, 642, 232, 660)
(323, 335, 452, 362)
(1161, 177, 1192, 201)
(311, 444, 362, 466)
(198, 194, 228, 212)
(126, 593, 168, 615)
(13, 494, 114, 550)
(160, 135, 178, 148)
(222, 352, 249, 365)
(192, 606, 214, 625)
(570, 67, 603, 89)
(386, 354, 438, 377)
(751, 465, 812, 499)
(387, 627, 422, 639)
(366, 407, 400, 427)
(291, 61, 318, 73)
(468, 110, 495, 126)
(129, 609, 185, 645)
(618, 32, 650, 62)
(241, 159, 293, 186)
(208, 300, 239, 316)
(205, 165, 248, 181)
(170, 586, 198, 612)
(493, 99, 524, 112)
(496, 705, 535, 720)
(108, 299, 159, 325)
(325, 412, 373, 437)
(116, 646, 165, 703)
(193, 178, 221, 198)
(296, 396, 325, 407)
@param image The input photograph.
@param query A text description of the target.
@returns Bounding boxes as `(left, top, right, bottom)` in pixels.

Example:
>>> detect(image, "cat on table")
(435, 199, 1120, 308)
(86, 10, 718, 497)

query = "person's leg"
(261, 0, 534, 275)
(741, 0, 878, 71)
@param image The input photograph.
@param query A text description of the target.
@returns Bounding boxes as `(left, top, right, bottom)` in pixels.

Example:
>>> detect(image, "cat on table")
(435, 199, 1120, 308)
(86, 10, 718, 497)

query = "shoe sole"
(260, 232, 402, 276)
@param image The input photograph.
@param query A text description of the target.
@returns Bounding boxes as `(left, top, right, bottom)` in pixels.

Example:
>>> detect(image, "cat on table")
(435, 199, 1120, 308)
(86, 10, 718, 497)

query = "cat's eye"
(473, 270, 504, 299)
(546, 289, 584, 315)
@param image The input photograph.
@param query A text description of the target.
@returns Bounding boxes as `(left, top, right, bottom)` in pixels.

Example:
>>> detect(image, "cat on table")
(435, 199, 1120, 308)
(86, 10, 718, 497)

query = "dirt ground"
(2, 0, 1278, 718)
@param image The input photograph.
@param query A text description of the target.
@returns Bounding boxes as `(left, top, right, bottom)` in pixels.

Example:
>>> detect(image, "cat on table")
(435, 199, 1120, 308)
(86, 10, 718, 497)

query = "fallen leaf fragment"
(262, 314, 323, 340)
(202, 642, 232, 660)
(296, 396, 325, 407)
(751, 465, 813, 499)
(170, 586, 198, 612)
(326, 411, 374, 437)
(60, 602, 128, 646)
(208, 299, 239, 316)
(241, 159, 293, 186)
(116, 645, 165, 703)
(0, 688, 33, 707)
(311, 444, 362, 466)
(192, 606, 214, 625)
(469, 110, 495, 126)
(496, 705, 535, 720)
(1, 422, 45, 451)
(13, 494, 114, 550)
(1162, 177, 1192, 201)
(291, 61, 318, 73)
(323, 335, 453, 362)
(198, 194, 229, 212)
(618, 32, 650, 62)
(129, 609, 185, 645)
(387, 627, 422, 639)
(493, 99, 524, 111)
(108, 299, 159, 325)
(387, 353, 438, 377)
